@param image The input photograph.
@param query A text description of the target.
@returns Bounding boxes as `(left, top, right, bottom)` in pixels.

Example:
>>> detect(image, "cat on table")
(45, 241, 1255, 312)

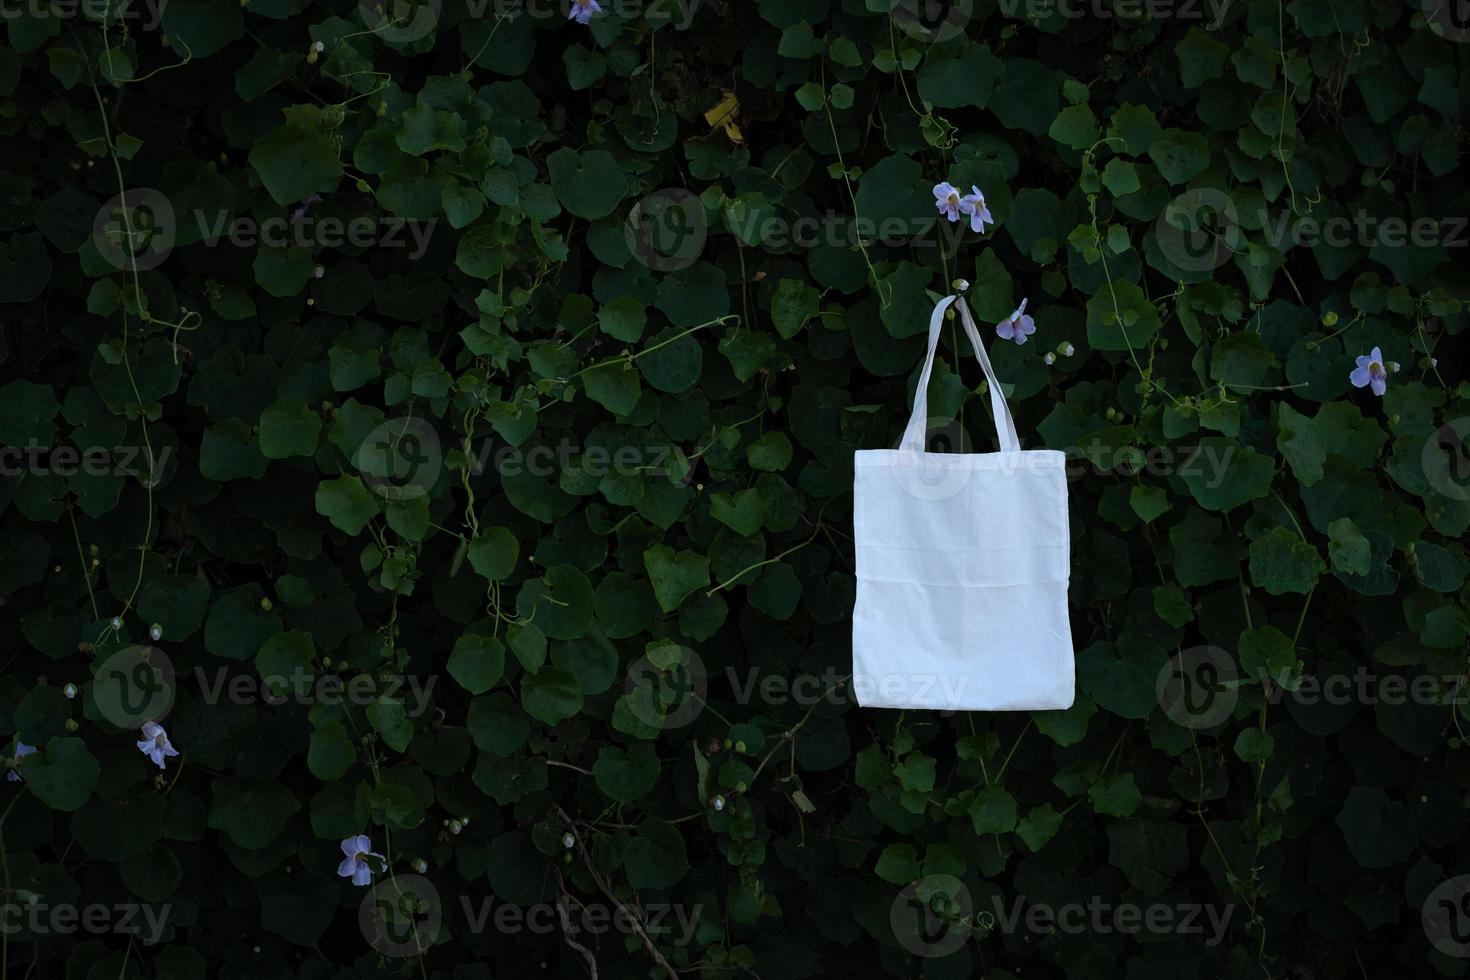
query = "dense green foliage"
(1, 0, 1469, 977)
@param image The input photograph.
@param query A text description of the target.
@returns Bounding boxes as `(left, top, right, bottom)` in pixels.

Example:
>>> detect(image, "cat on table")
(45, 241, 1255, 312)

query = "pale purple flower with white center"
(1349, 346, 1389, 396)
(7, 742, 35, 783)
(933, 182, 964, 222)
(960, 185, 994, 234)
(996, 298, 1036, 345)
(291, 193, 322, 220)
(568, 0, 601, 24)
(338, 834, 384, 886)
(136, 721, 179, 769)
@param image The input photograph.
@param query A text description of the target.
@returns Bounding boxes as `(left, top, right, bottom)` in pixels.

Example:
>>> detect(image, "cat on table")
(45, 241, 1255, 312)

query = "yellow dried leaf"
(705, 91, 743, 144)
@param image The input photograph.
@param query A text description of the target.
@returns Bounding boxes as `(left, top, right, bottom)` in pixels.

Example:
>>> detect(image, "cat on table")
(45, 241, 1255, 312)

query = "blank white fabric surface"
(851, 295, 1075, 711)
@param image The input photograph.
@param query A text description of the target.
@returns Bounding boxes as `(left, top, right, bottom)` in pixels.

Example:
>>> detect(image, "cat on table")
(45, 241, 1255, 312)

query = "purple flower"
(960, 185, 994, 234)
(933, 182, 964, 222)
(996, 298, 1036, 345)
(291, 193, 322, 220)
(1349, 347, 1389, 397)
(136, 721, 179, 769)
(7, 742, 35, 783)
(568, 0, 602, 24)
(338, 834, 384, 886)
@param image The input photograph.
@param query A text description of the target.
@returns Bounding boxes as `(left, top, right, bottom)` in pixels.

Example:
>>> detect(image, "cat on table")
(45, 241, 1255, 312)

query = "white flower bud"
(1044, 352, 1055, 365)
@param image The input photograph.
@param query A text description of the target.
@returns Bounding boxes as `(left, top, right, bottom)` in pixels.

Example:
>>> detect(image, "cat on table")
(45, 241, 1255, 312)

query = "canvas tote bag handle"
(899, 294, 1022, 454)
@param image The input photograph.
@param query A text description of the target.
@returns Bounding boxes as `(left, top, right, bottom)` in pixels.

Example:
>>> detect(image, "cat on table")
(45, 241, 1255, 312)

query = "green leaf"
(24, 738, 100, 812)
(598, 295, 646, 342)
(1179, 438, 1273, 511)
(1234, 728, 1275, 763)
(771, 279, 820, 338)
(1176, 28, 1230, 87)
(1085, 280, 1162, 350)
(968, 786, 1017, 835)
(0, 380, 59, 445)
(1328, 518, 1372, 576)
(547, 148, 624, 219)
(875, 843, 921, 885)
(248, 125, 343, 207)
(1128, 485, 1169, 523)
(593, 744, 660, 802)
(521, 667, 584, 726)
(1016, 804, 1063, 851)
(1249, 526, 1324, 595)
(916, 44, 1003, 109)
(624, 819, 688, 890)
(468, 527, 519, 582)
(584, 360, 642, 415)
(643, 544, 710, 612)
(1089, 774, 1142, 817)
(710, 489, 766, 536)
(315, 475, 379, 534)
(206, 778, 301, 848)
(309, 722, 357, 780)
(1048, 103, 1099, 150)
(258, 398, 322, 459)
(448, 634, 506, 695)
(367, 698, 414, 753)
(746, 432, 793, 472)
(1147, 129, 1211, 184)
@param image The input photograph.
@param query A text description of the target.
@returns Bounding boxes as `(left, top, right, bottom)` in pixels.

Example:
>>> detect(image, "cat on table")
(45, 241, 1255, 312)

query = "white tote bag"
(852, 294, 1075, 711)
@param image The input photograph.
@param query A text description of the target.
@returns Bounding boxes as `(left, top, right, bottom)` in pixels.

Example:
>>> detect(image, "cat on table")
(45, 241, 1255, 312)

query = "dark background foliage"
(1, 0, 1469, 977)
